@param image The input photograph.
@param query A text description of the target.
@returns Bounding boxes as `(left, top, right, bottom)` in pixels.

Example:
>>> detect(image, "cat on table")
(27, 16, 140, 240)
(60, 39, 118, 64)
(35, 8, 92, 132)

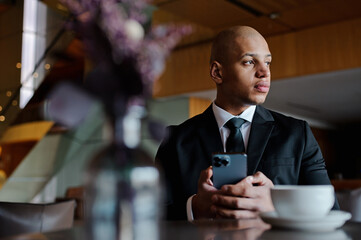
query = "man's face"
(218, 35, 271, 107)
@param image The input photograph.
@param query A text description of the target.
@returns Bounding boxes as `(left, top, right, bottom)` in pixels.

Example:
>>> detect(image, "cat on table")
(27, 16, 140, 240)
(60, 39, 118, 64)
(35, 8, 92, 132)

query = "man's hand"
(192, 166, 219, 219)
(210, 171, 275, 219)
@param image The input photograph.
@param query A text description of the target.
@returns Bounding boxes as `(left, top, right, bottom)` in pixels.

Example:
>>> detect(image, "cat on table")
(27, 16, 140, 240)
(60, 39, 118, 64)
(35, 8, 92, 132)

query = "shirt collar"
(212, 102, 256, 130)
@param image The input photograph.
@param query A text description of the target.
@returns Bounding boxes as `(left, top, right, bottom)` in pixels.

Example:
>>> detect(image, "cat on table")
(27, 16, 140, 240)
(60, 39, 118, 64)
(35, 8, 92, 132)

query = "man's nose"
(255, 63, 270, 78)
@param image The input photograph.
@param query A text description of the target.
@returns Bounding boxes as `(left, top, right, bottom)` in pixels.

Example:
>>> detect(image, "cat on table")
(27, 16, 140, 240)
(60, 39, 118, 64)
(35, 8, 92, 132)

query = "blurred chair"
(332, 179, 361, 222)
(65, 186, 84, 220)
(336, 188, 361, 222)
(56, 186, 84, 221)
(0, 199, 76, 238)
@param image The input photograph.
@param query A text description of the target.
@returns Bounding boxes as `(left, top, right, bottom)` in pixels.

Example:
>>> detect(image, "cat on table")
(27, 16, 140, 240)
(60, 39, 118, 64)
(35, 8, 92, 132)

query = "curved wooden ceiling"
(153, 0, 361, 37)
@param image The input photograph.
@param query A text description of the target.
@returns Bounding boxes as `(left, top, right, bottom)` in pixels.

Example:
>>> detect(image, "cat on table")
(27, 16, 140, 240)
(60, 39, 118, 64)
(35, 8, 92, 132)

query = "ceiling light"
(269, 12, 280, 19)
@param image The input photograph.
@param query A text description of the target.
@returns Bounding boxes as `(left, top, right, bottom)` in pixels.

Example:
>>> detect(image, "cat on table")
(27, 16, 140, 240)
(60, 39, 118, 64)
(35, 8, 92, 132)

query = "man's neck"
(214, 99, 251, 116)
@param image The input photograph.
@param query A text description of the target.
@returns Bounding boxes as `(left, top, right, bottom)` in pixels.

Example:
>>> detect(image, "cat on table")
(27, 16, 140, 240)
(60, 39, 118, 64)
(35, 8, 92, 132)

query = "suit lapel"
(247, 106, 275, 175)
(197, 105, 223, 165)
(195, 105, 274, 172)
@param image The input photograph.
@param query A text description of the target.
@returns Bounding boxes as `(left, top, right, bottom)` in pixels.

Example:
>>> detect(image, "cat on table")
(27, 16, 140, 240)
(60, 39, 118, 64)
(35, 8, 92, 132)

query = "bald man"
(156, 26, 338, 220)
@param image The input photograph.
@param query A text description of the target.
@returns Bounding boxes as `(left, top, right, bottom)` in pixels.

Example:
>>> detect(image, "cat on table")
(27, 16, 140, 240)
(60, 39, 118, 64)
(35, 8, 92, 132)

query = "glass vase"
(84, 104, 161, 240)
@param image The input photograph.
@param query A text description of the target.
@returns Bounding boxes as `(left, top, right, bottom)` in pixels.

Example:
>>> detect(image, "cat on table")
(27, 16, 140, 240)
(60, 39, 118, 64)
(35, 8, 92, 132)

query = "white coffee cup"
(270, 185, 335, 219)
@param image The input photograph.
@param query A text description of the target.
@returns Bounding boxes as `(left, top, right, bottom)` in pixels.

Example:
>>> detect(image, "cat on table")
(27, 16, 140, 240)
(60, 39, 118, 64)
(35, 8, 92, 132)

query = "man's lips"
(255, 82, 270, 93)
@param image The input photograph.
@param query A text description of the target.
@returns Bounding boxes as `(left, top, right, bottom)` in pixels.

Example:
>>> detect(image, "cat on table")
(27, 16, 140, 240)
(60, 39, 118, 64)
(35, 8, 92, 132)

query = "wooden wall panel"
(267, 32, 298, 80)
(269, 18, 361, 79)
(154, 0, 255, 30)
(152, 9, 216, 48)
(153, 42, 213, 97)
(0, 141, 37, 177)
(189, 97, 212, 118)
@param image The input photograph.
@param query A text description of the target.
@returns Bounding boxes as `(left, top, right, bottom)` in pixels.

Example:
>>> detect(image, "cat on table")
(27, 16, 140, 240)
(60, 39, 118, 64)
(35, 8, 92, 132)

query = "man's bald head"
(210, 26, 265, 65)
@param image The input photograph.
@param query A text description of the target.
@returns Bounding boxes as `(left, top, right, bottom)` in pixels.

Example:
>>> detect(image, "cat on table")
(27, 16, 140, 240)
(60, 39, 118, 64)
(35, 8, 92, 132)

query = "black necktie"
(225, 118, 246, 153)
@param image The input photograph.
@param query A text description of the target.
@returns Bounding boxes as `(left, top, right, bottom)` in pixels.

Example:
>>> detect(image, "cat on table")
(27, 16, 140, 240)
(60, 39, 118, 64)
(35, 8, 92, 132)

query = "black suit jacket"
(156, 105, 338, 220)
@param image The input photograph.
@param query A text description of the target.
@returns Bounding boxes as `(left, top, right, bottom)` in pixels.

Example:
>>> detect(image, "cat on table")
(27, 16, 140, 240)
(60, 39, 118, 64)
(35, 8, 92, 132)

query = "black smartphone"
(212, 153, 247, 189)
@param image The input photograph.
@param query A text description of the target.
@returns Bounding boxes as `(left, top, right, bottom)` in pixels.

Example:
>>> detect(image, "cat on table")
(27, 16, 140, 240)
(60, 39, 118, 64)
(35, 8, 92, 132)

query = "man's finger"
(250, 172, 274, 187)
(198, 166, 215, 189)
(211, 205, 258, 219)
(212, 194, 260, 211)
(200, 166, 212, 180)
(220, 177, 253, 196)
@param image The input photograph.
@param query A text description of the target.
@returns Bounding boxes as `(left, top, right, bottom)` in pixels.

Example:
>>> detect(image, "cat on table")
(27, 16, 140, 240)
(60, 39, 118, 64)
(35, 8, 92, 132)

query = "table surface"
(2, 219, 360, 240)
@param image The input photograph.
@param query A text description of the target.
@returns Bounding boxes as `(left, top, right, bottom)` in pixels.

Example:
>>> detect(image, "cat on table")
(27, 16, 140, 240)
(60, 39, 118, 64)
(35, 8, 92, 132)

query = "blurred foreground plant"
(60, 0, 191, 117)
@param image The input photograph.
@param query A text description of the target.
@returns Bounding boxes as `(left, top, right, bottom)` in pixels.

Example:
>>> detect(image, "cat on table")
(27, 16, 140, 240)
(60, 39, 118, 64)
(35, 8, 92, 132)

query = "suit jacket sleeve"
(299, 122, 330, 184)
(299, 121, 340, 209)
(155, 126, 188, 220)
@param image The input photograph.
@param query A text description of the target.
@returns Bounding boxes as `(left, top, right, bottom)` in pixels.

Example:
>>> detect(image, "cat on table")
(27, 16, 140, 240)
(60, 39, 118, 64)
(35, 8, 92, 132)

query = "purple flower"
(59, 0, 191, 116)
(61, 0, 191, 96)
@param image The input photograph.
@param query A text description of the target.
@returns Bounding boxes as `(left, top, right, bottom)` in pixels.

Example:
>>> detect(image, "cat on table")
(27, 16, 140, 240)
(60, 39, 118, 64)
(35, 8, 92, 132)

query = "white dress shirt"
(186, 102, 256, 221)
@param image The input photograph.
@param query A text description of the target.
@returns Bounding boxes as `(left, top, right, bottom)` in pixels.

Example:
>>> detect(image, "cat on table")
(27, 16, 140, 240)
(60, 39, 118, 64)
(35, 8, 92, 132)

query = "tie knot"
(225, 118, 245, 130)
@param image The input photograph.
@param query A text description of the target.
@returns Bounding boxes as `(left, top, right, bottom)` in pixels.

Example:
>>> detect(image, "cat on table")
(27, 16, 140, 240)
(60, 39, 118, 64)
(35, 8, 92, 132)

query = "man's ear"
(210, 61, 222, 84)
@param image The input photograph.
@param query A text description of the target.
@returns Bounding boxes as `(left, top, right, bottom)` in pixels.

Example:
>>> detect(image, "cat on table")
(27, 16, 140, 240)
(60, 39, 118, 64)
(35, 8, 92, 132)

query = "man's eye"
(244, 60, 254, 65)
(266, 61, 271, 66)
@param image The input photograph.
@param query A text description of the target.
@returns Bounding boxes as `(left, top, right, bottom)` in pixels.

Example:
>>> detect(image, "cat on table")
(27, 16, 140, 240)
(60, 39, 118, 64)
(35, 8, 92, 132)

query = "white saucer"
(260, 210, 352, 232)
